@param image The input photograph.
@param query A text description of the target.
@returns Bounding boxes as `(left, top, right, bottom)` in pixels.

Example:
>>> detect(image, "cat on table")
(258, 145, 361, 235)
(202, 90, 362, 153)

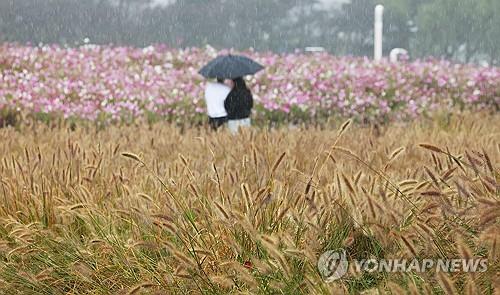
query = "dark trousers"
(208, 116, 228, 130)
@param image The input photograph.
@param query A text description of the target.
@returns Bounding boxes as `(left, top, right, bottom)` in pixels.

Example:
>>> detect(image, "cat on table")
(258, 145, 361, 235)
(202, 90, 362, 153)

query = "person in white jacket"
(204, 78, 232, 130)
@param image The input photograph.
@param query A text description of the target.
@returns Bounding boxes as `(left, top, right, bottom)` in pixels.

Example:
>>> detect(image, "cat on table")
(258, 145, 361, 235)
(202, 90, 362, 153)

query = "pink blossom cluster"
(0, 44, 498, 123)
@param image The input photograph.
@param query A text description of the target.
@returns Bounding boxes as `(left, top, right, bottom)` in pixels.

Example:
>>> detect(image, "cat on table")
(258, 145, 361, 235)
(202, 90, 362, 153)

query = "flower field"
(0, 44, 499, 125)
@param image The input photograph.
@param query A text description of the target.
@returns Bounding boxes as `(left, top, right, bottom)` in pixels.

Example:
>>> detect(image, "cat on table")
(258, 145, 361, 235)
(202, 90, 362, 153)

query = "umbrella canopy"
(199, 54, 264, 79)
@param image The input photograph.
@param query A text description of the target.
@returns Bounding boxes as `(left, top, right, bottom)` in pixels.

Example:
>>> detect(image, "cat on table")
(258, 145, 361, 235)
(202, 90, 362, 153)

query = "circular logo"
(317, 249, 349, 282)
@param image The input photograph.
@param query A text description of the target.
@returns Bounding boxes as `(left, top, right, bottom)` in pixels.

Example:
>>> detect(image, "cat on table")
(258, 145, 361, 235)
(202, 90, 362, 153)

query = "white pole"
(374, 5, 384, 62)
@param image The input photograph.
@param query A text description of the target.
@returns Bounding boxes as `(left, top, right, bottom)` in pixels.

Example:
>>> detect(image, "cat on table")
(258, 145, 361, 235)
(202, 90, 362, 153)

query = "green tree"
(414, 0, 496, 62)
(484, 0, 500, 64)
(141, 0, 308, 51)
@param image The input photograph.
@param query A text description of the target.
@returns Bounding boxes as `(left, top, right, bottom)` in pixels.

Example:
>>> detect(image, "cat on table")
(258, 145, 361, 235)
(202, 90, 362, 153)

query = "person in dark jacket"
(224, 77, 253, 133)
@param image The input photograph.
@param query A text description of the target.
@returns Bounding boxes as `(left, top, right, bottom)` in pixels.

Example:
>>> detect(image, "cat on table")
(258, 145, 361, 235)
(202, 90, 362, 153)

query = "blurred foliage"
(0, 0, 498, 63)
(414, 0, 499, 63)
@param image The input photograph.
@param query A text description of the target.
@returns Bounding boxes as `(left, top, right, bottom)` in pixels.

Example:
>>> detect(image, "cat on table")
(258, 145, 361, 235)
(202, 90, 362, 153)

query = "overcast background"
(0, 0, 498, 64)
(151, 0, 349, 9)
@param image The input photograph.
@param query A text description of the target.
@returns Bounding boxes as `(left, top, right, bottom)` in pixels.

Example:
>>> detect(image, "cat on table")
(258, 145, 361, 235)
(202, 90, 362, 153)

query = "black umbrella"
(199, 54, 264, 79)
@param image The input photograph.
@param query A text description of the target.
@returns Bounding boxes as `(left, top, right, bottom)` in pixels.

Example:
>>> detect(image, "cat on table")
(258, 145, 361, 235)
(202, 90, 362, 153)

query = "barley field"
(0, 112, 499, 294)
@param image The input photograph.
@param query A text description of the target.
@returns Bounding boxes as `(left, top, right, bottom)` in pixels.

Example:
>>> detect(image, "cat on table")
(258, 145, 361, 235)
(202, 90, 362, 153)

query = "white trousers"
(227, 118, 251, 134)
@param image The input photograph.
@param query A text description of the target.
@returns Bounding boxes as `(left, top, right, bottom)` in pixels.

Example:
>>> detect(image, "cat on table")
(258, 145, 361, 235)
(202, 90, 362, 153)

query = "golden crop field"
(0, 113, 499, 294)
